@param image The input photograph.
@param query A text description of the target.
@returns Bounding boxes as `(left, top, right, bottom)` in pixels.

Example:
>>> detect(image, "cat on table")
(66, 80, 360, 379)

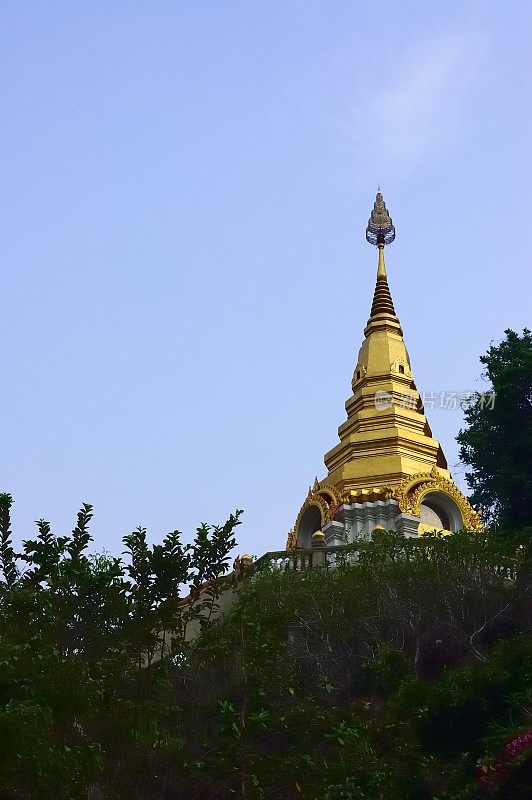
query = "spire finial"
(365, 191, 395, 247)
(364, 191, 400, 323)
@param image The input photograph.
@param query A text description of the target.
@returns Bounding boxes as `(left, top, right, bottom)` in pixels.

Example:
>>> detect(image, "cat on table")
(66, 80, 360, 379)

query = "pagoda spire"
(365, 190, 395, 247)
(365, 191, 401, 329)
(288, 191, 482, 550)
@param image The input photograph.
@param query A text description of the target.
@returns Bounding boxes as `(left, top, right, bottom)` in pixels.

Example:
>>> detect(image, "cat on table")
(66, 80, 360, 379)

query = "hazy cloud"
(348, 24, 490, 174)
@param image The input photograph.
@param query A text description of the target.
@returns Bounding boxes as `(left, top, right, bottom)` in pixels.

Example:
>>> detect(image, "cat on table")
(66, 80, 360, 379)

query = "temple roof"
(288, 192, 482, 548)
(323, 191, 448, 491)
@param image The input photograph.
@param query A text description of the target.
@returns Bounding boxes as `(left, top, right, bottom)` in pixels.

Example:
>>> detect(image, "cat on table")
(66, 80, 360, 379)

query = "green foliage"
(162, 530, 530, 800)
(457, 328, 532, 527)
(358, 645, 411, 696)
(0, 496, 241, 799)
(0, 493, 17, 587)
(395, 635, 532, 756)
(0, 500, 530, 799)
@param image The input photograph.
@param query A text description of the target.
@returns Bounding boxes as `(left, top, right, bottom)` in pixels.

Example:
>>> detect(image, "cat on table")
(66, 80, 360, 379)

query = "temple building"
(287, 193, 482, 550)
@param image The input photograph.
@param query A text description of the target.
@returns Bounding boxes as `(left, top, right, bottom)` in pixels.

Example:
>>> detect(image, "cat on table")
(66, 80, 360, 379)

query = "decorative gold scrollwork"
(285, 529, 297, 550)
(393, 468, 482, 531)
(351, 364, 367, 391)
(289, 480, 346, 550)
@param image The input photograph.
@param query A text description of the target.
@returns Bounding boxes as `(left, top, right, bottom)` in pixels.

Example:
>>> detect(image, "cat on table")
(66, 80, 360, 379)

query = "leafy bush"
(1, 493, 530, 799)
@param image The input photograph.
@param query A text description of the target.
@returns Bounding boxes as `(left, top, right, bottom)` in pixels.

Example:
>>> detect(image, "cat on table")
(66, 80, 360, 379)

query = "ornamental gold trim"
(286, 529, 297, 550)
(351, 364, 367, 391)
(393, 467, 482, 531)
(390, 360, 412, 378)
(289, 480, 346, 550)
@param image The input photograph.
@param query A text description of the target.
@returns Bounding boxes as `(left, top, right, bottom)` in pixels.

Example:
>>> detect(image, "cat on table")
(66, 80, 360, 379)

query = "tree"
(159, 532, 531, 800)
(1, 498, 530, 799)
(457, 328, 532, 528)
(0, 492, 241, 799)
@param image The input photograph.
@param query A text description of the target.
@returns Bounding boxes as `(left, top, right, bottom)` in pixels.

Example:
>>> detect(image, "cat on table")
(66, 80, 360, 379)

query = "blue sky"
(1, 1, 530, 556)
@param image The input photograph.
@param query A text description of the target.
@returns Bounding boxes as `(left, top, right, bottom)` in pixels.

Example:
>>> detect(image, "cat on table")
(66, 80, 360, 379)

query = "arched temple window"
(419, 492, 462, 532)
(297, 505, 322, 548)
(420, 500, 450, 530)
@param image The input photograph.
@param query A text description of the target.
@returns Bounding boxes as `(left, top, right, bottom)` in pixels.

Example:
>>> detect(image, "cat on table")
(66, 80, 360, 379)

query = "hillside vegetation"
(169, 531, 531, 800)
(0, 497, 530, 798)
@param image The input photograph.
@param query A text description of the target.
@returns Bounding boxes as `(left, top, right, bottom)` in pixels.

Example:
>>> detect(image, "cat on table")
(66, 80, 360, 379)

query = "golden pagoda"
(288, 192, 481, 549)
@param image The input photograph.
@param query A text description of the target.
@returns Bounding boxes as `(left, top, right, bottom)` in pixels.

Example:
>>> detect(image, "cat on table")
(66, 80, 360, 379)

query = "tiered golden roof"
(288, 192, 481, 547)
(325, 193, 448, 495)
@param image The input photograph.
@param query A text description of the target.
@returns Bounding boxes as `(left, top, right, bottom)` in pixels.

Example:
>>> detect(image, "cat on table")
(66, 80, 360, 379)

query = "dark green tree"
(457, 328, 532, 527)
(1, 500, 530, 800)
(158, 531, 531, 800)
(0, 495, 241, 799)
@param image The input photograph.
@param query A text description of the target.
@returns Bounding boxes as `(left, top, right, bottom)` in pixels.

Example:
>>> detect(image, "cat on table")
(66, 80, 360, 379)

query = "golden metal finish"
(290, 194, 481, 546)
(394, 468, 482, 530)
(377, 243, 387, 278)
(286, 529, 297, 550)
